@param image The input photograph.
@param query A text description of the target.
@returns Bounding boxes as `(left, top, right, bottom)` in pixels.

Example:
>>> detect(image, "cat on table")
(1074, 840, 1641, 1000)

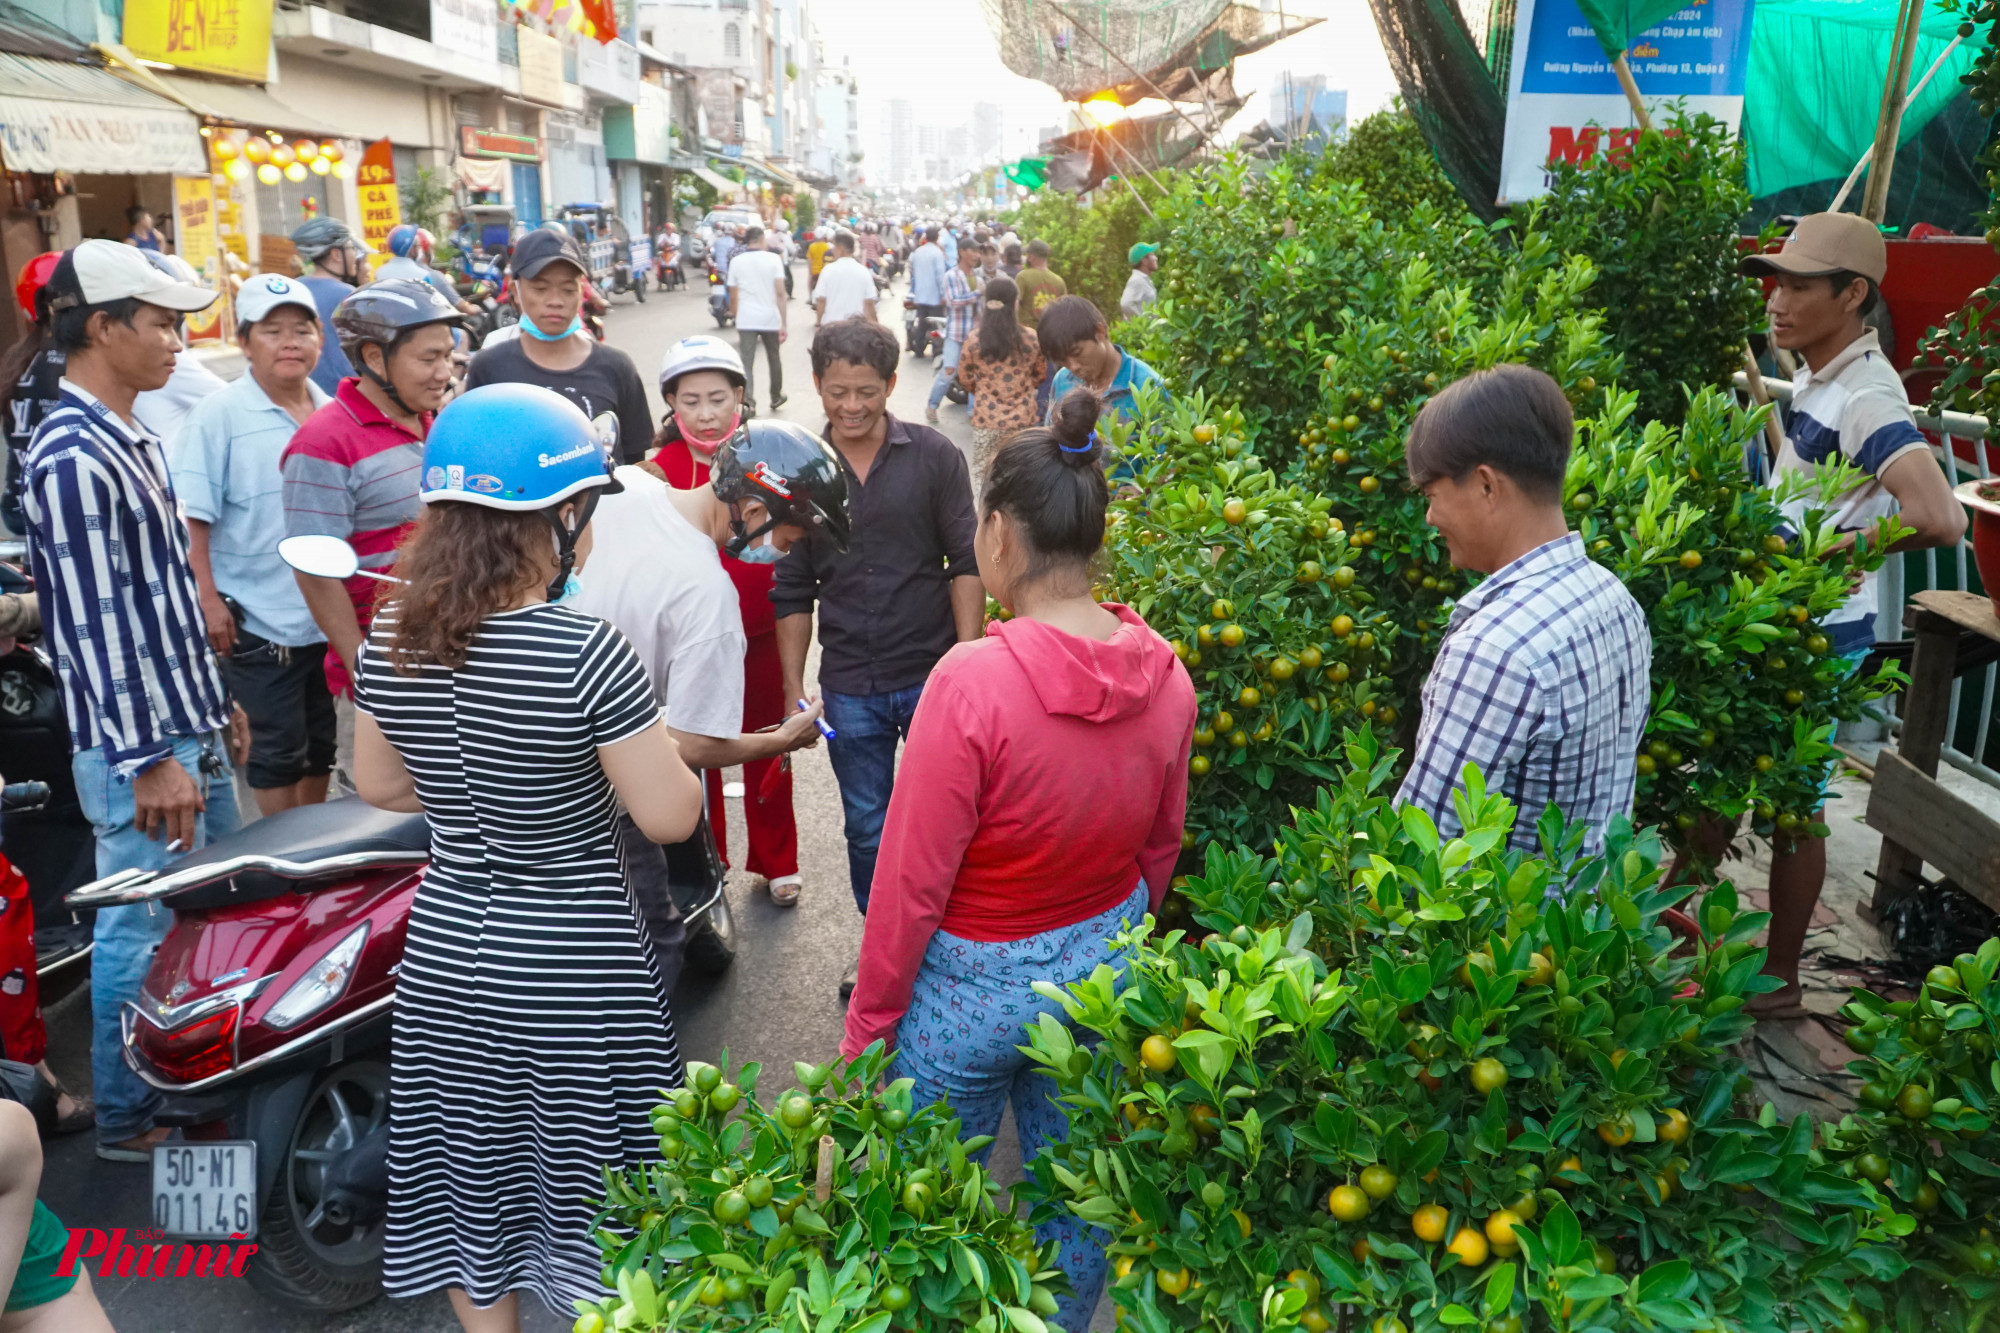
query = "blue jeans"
(72, 731, 241, 1143)
(823, 686, 925, 913)
(892, 883, 1148, 1332)
(928, 337, 964, 411)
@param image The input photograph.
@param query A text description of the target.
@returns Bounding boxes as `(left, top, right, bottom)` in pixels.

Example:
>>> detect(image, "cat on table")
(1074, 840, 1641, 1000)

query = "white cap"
(46, 239, 216, 314)
(659, 334, 746, 392)
(235, 273, 321, 327)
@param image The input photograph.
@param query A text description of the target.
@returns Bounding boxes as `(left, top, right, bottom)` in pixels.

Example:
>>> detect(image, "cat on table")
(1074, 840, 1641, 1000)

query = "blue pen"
(800, 698, 836, 741)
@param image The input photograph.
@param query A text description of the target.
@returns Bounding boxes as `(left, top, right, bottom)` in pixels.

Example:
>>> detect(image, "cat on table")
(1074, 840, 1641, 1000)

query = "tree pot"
(1955, 477, 2000, 616)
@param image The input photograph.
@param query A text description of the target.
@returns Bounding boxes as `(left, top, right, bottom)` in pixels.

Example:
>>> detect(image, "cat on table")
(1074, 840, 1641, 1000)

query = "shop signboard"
(173, 174, 226, 343)
(1496, 0, 1755, 205)
(517, 27, 566, 106)
(429, 0, 497, 61)
(356, 138, 403, 275)
(0, 95, 203, 174)
(123, 0, 274, 83)
(460, 126, 542, 162)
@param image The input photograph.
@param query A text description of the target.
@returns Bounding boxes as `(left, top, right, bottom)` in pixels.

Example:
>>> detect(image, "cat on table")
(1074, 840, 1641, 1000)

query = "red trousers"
(0, 853, 44, 1065)
(704, 631, 799, 879)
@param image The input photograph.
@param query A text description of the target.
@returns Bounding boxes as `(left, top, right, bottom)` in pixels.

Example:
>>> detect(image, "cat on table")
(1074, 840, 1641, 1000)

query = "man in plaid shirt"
(925, 243, 982, 424)
(1395, 365, 1651, 857)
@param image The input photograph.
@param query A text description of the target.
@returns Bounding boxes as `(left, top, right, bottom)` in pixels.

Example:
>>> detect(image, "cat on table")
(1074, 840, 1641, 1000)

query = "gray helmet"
(291, 217, 371, 264)
(331, 279, 467, 413)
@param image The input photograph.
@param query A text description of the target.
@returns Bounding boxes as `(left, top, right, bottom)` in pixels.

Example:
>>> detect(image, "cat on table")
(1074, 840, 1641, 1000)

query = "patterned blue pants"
(892, 883, 1147, 1333)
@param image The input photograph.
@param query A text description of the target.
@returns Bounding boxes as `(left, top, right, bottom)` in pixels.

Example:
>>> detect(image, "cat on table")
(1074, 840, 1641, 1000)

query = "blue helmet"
(420, 383, 623, 511)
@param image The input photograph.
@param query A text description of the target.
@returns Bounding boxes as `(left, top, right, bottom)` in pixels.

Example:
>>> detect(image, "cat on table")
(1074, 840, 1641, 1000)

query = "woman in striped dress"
(349, 383, 704, 1331)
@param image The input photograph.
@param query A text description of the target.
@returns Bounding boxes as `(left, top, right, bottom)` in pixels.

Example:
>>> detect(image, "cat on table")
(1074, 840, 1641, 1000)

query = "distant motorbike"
(904, 298, 943, 359)
(654, 236, 685, 292)
(708, 264, 733, 329)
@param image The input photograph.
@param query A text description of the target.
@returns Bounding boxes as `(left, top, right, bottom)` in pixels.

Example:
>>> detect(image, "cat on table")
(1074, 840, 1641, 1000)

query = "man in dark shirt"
(463, 228, 654, 464)
(777, 319, 982, 997)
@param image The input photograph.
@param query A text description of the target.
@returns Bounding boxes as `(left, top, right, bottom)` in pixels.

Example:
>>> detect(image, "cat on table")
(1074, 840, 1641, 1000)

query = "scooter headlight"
(263, 924, 370, 1031)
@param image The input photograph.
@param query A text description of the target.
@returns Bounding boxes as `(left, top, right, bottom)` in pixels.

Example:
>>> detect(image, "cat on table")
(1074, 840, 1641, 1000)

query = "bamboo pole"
(1611, 53, 1655, 132)
(1094, 127, 1164, 214)
(1860, 0, 1928, 222)
(1044, 0, 1222, 152)
(1829, 32, 1965, 212)
(814, 1135, 835, 1203)
(1741, 347, 1788, 465)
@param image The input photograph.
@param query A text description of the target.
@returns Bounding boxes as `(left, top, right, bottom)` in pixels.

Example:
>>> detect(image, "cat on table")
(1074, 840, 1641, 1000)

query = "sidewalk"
(1729, 748, 2000, 1120)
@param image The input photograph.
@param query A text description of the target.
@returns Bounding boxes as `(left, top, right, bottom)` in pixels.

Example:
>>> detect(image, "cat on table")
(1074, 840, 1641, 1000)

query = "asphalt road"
(32, 265, 1049, 1332)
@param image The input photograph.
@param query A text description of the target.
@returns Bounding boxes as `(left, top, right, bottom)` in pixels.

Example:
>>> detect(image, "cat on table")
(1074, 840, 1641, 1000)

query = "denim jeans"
(72, 731, 241, 1143)
(822, 686, 925, 913)
(928, 337, 964, 411)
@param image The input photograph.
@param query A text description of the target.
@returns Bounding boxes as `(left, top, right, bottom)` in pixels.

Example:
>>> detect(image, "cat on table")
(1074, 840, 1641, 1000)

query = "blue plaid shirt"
(23, 382, 230, 774)
(943, 266, 980, 344)
(1395, 534, 1651, 857)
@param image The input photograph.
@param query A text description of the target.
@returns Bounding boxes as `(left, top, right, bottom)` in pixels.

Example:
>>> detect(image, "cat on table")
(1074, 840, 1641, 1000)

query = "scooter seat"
(167, 799, 428, 907)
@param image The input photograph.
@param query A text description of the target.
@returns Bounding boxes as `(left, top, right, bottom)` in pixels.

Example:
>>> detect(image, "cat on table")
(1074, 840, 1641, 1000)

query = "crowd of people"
(0, 203, 1961, 1332)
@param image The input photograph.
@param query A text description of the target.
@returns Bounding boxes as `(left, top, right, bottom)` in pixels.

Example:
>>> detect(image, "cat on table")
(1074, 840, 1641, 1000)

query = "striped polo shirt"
(280, 378, 428, 594)
(22, 381, 230, 771)
(1768, 328, 1931, 651)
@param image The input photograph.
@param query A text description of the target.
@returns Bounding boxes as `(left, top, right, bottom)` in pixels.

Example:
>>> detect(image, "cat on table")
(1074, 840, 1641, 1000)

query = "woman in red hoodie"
(842, 389, 1196, 1331)
(648, 335, 803, 905)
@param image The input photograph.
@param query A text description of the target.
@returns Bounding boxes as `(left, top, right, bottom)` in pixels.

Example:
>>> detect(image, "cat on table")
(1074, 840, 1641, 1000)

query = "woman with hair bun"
(840, 388, 1196, 1331)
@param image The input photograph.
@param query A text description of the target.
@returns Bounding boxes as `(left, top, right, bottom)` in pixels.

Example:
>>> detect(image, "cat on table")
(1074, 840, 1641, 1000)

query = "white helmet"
(659, 334, 747, 396)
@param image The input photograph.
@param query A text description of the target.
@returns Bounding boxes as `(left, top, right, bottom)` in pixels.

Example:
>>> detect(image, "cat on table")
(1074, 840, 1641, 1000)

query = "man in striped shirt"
(1394, 364, 1652, 859)
(925, 243, 981, 425)
(21, 241, 244, 1161)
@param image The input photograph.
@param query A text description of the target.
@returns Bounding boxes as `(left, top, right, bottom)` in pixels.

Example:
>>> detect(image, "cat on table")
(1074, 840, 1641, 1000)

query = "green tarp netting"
(1744, 0, 1981, 201)
(1573, 0, 1684, 58)
(1005, 157, 1051, 190)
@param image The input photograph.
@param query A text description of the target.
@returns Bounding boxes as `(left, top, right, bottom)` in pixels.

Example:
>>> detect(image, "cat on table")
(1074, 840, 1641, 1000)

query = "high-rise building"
(972, 102, 1002, 159)
(1268, 72, 1347, 144)
(888, 98, 916, 185)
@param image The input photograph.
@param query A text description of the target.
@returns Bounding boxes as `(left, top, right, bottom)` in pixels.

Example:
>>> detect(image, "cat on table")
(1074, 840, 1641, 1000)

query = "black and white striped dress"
(353, 603, 683, 1311)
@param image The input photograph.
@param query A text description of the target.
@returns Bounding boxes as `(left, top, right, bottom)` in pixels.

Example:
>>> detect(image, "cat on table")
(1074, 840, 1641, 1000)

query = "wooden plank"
(1912, 589, 2000, 644)
(1866, 751, 2000, 915)
(1872, 617, 1965, 916)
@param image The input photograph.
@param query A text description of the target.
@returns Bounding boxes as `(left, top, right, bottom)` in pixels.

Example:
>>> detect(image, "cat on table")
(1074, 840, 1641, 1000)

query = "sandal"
(767, 875, 802, 908)
(37, 1066, 92, 1137)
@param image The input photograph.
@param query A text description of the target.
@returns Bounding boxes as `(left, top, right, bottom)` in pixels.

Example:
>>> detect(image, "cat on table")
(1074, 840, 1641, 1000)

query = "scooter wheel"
(684, 889, 737, 977)
(635, 276, 647, 302)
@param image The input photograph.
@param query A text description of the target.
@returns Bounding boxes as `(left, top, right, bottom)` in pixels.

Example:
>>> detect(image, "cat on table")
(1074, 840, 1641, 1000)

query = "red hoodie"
(841, 602, 1196, 1057)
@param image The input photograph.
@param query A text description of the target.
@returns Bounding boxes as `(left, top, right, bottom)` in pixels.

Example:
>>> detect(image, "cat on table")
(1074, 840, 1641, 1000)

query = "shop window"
(252, 173, 336, 271)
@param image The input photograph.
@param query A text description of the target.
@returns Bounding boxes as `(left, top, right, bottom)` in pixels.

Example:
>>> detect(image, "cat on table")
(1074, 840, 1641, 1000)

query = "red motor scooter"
(64, 788, 735, 1313)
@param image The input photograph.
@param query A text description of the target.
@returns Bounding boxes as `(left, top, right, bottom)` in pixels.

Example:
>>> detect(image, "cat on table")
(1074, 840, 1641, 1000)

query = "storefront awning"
(692, 165, 744, 197)
(139, 71, 359, 140)
(740, 156, 806, 190)
(0, 51, 203, 174)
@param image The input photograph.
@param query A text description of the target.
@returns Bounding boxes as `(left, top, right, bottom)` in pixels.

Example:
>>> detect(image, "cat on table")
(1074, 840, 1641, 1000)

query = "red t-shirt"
(651, 428, 776, 638)
(841, 604, 1197, 1057)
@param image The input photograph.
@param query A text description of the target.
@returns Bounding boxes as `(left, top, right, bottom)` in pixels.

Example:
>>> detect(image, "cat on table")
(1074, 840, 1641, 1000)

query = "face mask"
(679, 410, 742, 457)
(734, 532, 786, 564)
(522, 314, 584, 342)
(552, 571, 583, 603)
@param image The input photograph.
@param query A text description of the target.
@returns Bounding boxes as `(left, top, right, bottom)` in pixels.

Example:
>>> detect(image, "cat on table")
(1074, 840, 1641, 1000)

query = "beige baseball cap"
(1739, 212, 1887, 284)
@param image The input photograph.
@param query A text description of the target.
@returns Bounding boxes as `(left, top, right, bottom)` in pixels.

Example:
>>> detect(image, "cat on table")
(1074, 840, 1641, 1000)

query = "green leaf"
(1439, 1305, 1481, 1326)
(1003, 1306, 1049, 1333)
(1483, 1263, 1516, 1316)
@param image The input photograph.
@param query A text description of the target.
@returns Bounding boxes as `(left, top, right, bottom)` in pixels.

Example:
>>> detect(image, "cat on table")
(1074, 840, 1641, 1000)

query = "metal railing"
(1736, 373, 1999, 791)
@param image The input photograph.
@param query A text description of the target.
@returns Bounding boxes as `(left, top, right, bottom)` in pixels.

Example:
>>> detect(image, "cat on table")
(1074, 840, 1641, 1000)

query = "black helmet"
(711, 419, 850, 554)
(331, 279, 466, 412)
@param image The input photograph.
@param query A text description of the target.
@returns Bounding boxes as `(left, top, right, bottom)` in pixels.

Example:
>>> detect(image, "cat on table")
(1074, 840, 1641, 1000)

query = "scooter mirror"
(278, 534, 362, 580)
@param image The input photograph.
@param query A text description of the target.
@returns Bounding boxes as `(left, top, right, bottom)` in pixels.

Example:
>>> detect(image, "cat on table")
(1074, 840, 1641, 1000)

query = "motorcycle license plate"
(152, 1141, 257, 1239)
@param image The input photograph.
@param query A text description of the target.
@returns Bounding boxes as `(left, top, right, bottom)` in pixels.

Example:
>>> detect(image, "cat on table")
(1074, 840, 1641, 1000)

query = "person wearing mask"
(172, 274, 336, 818)
(813, 232, 877, 327)
(1038, 295, 1166, 425)
(463, 228, 654, 464)
(841, 390, 1195, 1332)
(617, 337, 837, 917)
(779, 320, 982, 997)
(19, 241, 245, 1163)
(977, 241, 1001, 289)
(907, 227, 949, 338)
(283, 280, 466, 703)
(288, 217, 372, 395)
(1395, 365, 1652, 858)
(938, 224, 960, 268)
(1729, 214, 1966, 1017)
(955, 276, 1045, 484)
(728, 224, 791, 414)
(1121, 242, 1160, 320)
(123, 206, 165, 253)
(925, 242, 981, 427)
(351, 384, 703, 1332)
